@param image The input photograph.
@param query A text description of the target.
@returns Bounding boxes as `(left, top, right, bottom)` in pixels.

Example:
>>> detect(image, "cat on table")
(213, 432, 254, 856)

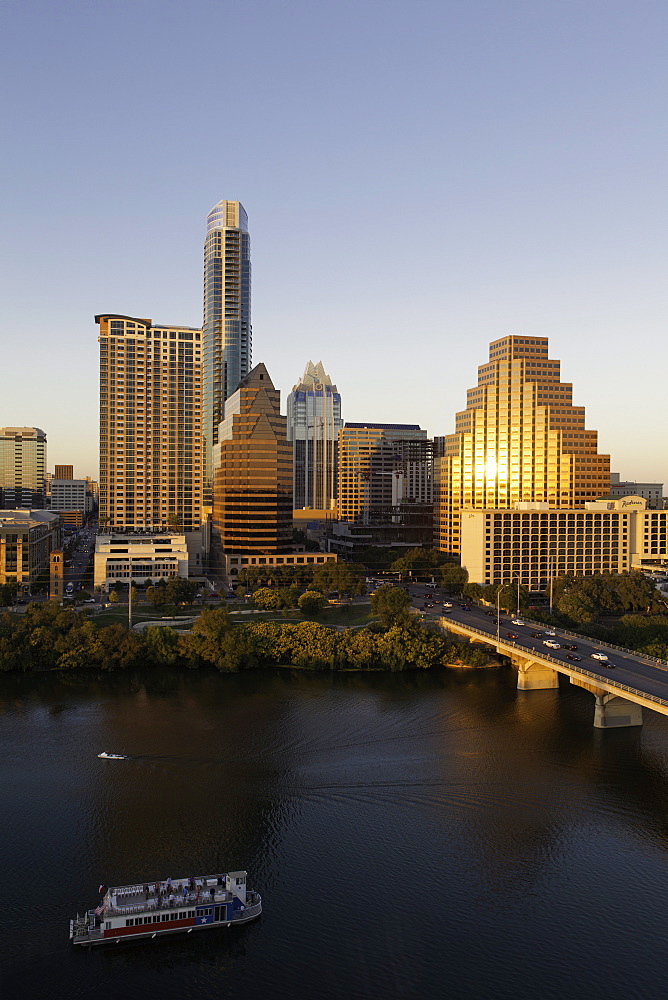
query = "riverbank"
(0, 603, 498, 674)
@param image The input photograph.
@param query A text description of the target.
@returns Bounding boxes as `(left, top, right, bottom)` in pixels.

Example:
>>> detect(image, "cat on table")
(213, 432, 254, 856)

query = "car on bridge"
(511, 620, 526, 626)
(543, 631, 557, 637)
(566, 653, 581, 661)
(564, 644, 579, 651)
(506, 632, 518, 639)
(530, 631, 542, 638)
(591, 652, 609, 662)
(543, 640, 561, 649)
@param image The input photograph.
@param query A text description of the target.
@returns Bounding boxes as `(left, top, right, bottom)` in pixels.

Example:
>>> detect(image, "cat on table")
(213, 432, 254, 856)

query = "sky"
(1, 0, 666, 487)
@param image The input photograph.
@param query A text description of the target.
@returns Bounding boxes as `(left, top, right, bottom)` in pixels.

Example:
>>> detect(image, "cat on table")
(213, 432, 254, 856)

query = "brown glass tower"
(212, 363, 292, 559)
(435, 335, 610, 555)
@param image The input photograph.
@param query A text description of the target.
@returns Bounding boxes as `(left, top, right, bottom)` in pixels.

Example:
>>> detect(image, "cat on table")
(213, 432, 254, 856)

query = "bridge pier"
(593, 693, 643, 729)
(570, 678, 643, 728)
(515, 656, 559, 691)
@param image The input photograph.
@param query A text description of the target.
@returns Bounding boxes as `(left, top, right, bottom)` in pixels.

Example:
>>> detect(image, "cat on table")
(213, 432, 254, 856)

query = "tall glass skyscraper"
(203, 200, 251, 504)
(286, 361, 343, 511)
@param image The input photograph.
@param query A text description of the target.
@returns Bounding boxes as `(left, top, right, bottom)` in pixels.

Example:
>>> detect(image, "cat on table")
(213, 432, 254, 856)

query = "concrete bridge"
(438, 609, 668, 729)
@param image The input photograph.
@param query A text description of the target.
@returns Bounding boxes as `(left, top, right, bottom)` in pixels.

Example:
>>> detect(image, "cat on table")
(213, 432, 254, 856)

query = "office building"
(461, 496, 668, 588)
(608, 473, 663, 510)
(337, 423, 433, 523)
(435, 336, 610, 556)
(48, 479, 93, 528)
(203, 200, 252, 503)
(286, 361, 342, 511)
(96, 314, 203, 533)
(0, 427, 47, 508)
(54, 465, 74, 480)
(0, 509, 62, 591)
(212, 363, 292, 571)
(93, 532, 190, 591)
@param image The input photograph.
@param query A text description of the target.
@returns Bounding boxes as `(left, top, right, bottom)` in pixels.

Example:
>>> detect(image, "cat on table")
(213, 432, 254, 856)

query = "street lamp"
(496, 586, 501, 644)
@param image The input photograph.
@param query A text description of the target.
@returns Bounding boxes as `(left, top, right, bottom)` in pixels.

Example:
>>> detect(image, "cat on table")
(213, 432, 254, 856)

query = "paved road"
(408, 584, 668, 706)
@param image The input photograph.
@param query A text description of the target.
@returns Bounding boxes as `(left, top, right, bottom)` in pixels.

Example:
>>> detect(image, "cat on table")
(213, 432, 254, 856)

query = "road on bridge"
(408, 584, 668, 705)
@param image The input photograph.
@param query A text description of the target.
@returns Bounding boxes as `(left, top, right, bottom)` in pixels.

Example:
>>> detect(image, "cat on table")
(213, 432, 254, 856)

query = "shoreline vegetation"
(0, 601, 497, 675)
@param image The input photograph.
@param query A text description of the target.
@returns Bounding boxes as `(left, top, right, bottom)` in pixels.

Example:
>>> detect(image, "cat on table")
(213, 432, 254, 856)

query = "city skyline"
(1, 2, 666, 485)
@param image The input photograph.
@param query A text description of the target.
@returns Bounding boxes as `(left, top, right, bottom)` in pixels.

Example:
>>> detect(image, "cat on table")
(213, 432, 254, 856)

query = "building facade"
(203, 200, 252, 503)
(54, 465, 74, 480)
(337, 423, 433, 523)
(0, 427, 47, 509)
(212, 363, 293, 566)
(609, 473, 663, 509)
(435, 336, 610, 556)
(48, 479, 93, 528)
(94, 532, 190, 591)
(460, 497, 668, 589)
(286, 361, 342, 511)
(96, 314, 203, 534)
(0, 509, 62, 591)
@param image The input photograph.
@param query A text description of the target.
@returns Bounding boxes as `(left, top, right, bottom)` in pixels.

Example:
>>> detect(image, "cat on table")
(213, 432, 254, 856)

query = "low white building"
(461, 497, 668, 590)
(94, 533, 190, 591)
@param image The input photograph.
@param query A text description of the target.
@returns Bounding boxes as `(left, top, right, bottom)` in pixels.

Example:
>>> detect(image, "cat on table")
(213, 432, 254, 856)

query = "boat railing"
(232, 900, 262, 919)
(106, 890, 234, 917)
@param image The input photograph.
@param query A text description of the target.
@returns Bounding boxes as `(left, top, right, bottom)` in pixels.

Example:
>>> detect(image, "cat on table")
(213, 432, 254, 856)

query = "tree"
(370, 585, 412, 627)
(108, 590, 119, 604)
(235, 584, 246, 600)
(298, 590, 328, 614)
(165, 577, 198, 606)
(146, 583, 168, 608)
(463, 582, 485, 603)
(179, 608, 253, 671)
(0, 582, 18, 606)
(440, 564, 469, 592)
(144, 625, 180, 665)
(312, 562, 365, 597)
(252, 587, 283, 610)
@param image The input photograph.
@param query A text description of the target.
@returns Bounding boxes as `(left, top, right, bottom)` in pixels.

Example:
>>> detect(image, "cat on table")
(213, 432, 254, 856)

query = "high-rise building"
(96, 314, 203, 533)
(434, 336, 610, 555)
(286, 361, 343, 511)
(0, 427, 47, 508)
(203, 200, 252, 503)
(54, 465, 74, 480)
(0, 508, 61, 591)
(212, 363, 292, 564)
(337, 423, 433, 523)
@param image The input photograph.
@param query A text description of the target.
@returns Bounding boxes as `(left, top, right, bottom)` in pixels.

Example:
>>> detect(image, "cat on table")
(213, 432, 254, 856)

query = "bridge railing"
(517, 616, 668, 672)
(438, 617, 668, 710)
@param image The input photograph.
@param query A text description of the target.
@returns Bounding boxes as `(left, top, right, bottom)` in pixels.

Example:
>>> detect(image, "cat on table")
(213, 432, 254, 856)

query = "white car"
(543, 631, 557, 637)
(591, 652, 609, 662)
(511, 619, 526, 626)
(443, 602, 453, 608)
(543, 640, 560, 649)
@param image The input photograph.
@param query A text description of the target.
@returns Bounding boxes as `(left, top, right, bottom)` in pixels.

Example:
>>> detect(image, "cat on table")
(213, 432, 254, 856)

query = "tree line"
(0, 601, 492, 673)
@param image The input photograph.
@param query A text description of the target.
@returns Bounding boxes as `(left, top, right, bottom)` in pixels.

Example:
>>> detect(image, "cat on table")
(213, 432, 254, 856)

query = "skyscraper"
(286, 361, 342, 511)
(435, 335, 610, 555)
(0, 427, 47, 508)
(97, 314, 203, 532)
(203, 200, 252, 503)
(212, 363, 292, 564)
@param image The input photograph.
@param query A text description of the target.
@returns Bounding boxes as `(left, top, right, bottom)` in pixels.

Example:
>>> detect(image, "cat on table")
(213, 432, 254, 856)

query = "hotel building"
(286, 361, 343, 512)
(212, 363, 293, 571)
(461, 497, 668, 589)
(203, 200, 252, 503)
(435, 336, 610, 555)
(0, 427, 47, 509)
(96, 314, 203, 533)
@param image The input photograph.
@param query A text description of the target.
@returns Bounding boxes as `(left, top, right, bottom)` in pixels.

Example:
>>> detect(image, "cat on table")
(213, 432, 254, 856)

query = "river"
(2, 665, 668, 999)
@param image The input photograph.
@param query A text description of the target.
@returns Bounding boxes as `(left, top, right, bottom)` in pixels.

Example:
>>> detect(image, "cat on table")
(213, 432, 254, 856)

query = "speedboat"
(97, 752, 127, 760)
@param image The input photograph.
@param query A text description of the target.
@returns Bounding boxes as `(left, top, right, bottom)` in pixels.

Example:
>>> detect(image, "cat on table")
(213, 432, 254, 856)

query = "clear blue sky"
(1, 0, 666, 487)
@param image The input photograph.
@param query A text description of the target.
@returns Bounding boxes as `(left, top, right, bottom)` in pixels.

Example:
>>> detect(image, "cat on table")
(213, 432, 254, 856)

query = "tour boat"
(97, 752, 126, 759)
(70, 872, 262, 946)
